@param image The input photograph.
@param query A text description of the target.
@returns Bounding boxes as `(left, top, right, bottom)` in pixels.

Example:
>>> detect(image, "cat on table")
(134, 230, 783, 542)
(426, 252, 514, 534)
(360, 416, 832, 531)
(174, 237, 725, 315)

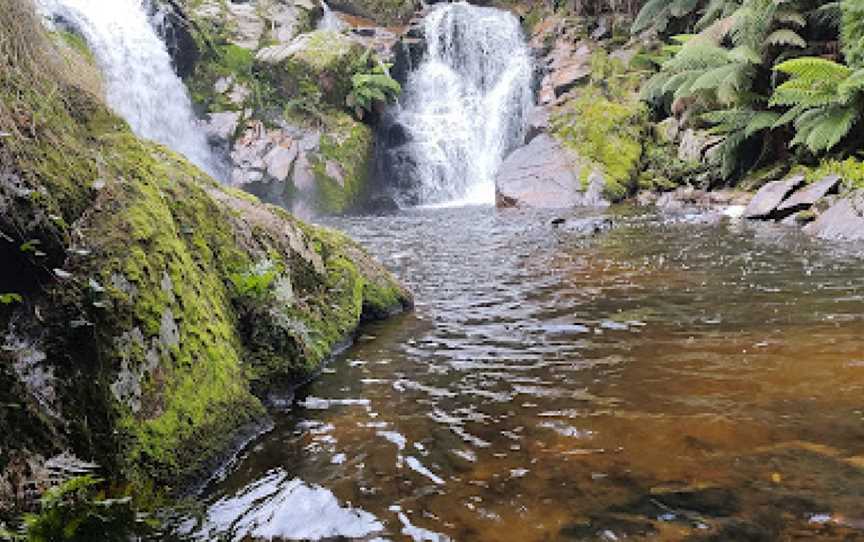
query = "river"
(184, 205, 864, 541)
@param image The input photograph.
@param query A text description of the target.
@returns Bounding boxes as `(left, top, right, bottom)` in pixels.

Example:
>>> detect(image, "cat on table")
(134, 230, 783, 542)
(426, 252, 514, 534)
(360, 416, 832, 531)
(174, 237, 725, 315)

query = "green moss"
(311, 111, 374, 214)
(791, 157, 864, 190)
(552, 86, 647, 200)
(263, 31, 368, 109)
(638, 138, 705, 192)
(1, 0, 411, 504)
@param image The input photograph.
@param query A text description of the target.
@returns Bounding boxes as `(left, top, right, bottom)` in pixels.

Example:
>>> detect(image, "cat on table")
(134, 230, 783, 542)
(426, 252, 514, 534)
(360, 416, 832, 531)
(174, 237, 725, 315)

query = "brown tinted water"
(185, 206, 864, 541)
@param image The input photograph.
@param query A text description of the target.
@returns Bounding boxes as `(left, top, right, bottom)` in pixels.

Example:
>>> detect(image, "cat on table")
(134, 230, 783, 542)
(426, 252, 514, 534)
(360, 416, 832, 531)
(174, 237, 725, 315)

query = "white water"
(393, 2, 533, 206)
(36, 0, 221, 179)
(317, 1, 346, 32)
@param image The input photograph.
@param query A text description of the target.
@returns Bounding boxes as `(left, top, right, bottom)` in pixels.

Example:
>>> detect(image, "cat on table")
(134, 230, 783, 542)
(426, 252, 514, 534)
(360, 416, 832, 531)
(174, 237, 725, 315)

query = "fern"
(346, 52, 401, 120)
(770, 57, 864, 153)
(842, 0, 864, 68)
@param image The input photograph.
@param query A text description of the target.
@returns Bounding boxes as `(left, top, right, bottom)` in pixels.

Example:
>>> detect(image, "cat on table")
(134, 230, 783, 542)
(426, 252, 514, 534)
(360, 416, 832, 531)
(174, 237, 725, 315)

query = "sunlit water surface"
(185, 206, 864, 541)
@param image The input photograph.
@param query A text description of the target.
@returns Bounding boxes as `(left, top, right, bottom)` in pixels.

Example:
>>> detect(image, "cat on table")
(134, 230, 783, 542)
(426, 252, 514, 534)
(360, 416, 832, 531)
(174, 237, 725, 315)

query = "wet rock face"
(147, 0, 200, 78)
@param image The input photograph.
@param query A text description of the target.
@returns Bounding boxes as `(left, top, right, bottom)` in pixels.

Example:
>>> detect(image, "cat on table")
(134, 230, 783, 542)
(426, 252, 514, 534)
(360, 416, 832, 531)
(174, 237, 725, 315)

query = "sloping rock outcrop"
(743, 175, 807, 219)
(0, 9, 410, 508)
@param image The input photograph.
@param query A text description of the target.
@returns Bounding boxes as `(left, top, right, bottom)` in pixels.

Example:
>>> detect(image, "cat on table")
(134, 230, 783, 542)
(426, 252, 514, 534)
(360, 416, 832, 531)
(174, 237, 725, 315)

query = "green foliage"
(793, 157, 864, 188)
(22, 476, 145, 542)
(553, 86, 647, 200)
(229, 258, 284, 301)
(346, 51, 401, 120)
(770, 57, 864, 153)
(0, 293, 23, 305)
(219, 44, 255, 76)
(842, 0, 864, 68)
(632, 0, 704, 35)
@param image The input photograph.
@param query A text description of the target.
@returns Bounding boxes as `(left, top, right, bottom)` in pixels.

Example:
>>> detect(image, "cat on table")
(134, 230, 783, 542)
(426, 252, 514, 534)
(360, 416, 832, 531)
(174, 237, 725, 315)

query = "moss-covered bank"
(0, 0, 411, 518)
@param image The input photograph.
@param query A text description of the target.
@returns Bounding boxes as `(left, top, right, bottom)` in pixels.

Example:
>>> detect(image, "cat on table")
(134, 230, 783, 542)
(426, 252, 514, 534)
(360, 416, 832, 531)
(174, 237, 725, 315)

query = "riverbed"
(186, 205, 864, 541)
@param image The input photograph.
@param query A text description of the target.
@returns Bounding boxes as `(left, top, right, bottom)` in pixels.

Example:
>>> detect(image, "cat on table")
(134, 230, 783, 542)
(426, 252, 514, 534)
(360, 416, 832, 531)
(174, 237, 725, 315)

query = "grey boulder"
(495, 134, 609, 209)
(743, 175, 806, 219)
(775, 175, 841, 215)
(803, 190, 864, 242)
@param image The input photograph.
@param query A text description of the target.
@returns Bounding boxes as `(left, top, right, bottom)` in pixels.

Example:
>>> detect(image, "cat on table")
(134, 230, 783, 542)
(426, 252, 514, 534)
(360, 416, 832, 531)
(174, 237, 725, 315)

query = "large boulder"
(0, 23, 410, 502)
(257, 30, 368, 107)
(803, 190, 864, 242)
(495, 134, 610, 209)
(743, 175, 806, 219)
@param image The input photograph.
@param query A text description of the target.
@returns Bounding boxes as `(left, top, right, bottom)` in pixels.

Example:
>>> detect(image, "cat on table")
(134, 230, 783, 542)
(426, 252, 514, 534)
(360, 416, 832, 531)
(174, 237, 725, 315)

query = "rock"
(743, 175, 806, 219)
(263, 141, 299, 181)
(257, 31, 366, 107)
(525, 106, 550, 143)
(227, 2, 265, 50)
(583, 171, 610, 208)
(557, 217, 614, 235)
(326, 0, 420, 26)
(147, 0, 200, 78)
(775, 174, 841, 215)
(678, 129, 722, 163)
(803, 190, 864, 242)
(495, 134, 609, 209)
(541, 41, 592, 102)
(204, 111, 241, 142)
(655, 117, 679, 144)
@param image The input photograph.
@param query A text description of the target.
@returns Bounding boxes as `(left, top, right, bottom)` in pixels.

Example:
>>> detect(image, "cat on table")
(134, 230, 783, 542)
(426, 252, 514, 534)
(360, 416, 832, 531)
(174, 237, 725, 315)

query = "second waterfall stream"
(389, 2, 534, 206)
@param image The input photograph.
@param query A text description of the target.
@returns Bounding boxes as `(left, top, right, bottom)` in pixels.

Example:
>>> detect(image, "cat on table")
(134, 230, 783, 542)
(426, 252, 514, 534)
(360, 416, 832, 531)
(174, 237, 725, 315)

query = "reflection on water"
(189, 206, 864, 541)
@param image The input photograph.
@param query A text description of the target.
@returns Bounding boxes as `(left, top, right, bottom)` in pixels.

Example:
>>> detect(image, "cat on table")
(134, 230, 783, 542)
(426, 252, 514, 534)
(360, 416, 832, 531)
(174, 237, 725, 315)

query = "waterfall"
(35, 0, 222, 179)
(317, 2, 346, 32)
(384, 2, 533, 206)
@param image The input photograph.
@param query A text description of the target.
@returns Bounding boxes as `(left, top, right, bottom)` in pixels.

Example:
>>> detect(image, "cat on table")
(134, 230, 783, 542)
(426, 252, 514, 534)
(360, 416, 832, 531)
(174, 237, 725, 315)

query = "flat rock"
(776, 174, 841, 214)
(743, 175, 806, 219)
(803, 190, 864, 242)
(495, 134, 609, 209)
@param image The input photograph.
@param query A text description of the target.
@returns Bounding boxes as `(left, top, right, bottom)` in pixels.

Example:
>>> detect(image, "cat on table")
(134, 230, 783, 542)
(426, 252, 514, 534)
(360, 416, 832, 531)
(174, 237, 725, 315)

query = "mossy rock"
(328, 0, 420, 26)
(257, 31, 368, 109)
(552, 86, 647, 201)
(0, 6, 411, 498)
(311, 111, 375, 214)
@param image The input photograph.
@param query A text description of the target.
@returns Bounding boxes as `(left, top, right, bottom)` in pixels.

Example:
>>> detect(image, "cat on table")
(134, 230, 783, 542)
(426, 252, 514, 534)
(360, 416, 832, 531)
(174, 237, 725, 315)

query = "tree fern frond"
(765, 29, 806, 48)
(744, 111, 780, 137)
(774, 9, 806, 27)
(773, 57, 852, 82)
(802, 105, 858, 152)
(838, 69, 864, 103)
(632, 0, 670, 34)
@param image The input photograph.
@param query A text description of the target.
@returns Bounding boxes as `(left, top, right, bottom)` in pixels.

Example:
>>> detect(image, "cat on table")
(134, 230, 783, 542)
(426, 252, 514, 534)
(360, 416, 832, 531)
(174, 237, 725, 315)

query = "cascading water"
(317, 2, 346, 32)
(383, 2, 534, 206)
(35, 0, 221, 179)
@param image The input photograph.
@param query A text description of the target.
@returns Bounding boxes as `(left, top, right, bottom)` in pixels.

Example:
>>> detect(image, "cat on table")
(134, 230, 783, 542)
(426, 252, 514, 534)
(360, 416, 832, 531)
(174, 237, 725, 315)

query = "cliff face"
(0, 0, 411, 514)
